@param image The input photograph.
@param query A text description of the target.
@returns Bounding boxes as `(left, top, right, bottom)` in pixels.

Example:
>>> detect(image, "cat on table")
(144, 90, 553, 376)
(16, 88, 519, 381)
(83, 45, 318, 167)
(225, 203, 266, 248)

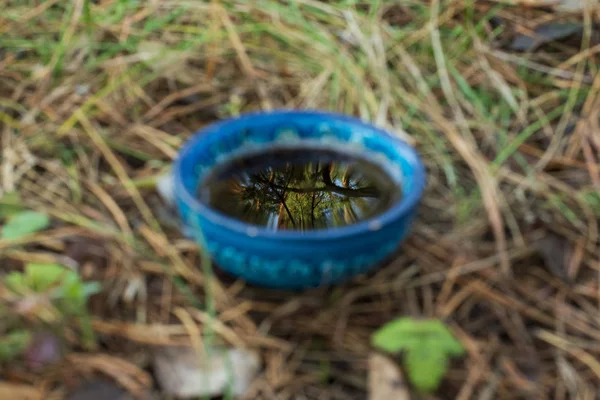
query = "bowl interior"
(174, 110, 426, 240)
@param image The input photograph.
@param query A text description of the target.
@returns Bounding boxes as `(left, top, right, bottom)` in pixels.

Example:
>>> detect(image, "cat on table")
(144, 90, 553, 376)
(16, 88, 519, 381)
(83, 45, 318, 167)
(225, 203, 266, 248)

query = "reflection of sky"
(267, 213, 278, 231)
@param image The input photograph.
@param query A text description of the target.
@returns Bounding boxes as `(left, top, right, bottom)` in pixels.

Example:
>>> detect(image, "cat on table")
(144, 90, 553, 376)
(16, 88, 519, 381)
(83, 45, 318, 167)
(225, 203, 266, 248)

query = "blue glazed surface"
(173, 110, 426, 289)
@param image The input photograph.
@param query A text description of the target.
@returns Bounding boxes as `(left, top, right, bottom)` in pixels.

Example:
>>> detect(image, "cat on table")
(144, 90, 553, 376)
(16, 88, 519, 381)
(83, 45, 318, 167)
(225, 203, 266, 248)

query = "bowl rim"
(173, 109, 426, 241)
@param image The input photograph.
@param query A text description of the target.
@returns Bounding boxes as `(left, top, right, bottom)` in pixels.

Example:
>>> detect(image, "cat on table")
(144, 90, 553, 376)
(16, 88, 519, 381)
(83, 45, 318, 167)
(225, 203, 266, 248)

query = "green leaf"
(3, 261, 100, 351)
(25, 263, 72, 292)
(371, 317, 465, 393)
(60, 279, 85, 313)
(57, 275, 101, 315)
(372, 318, 464, 355)
(0, 192, 25, 218)
(372, 317, 425, 352)
(1, 211, 50, 240)
(405, 345, 449, 392)
(81, 282, 102, 298)
(4, 272, 28, 294)
(0, 330, 32, 361)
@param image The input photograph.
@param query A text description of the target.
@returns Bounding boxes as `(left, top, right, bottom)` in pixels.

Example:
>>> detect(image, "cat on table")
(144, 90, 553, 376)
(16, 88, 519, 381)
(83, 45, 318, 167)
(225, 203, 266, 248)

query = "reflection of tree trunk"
(310, 192, 316, 229)
(277, 192, 296, 228)
(277, 202, 286, 229)
(266, 179, 296, 228)
(322, 164, 333, 186)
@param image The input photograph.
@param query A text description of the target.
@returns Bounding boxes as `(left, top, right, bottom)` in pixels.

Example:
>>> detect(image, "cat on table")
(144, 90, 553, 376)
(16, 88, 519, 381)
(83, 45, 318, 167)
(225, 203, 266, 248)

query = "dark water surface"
(198, 147, 402, 231)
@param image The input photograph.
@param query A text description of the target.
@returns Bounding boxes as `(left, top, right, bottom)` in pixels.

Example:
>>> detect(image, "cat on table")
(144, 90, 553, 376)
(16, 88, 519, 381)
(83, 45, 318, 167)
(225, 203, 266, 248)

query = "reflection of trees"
(218, 158, 386, 231)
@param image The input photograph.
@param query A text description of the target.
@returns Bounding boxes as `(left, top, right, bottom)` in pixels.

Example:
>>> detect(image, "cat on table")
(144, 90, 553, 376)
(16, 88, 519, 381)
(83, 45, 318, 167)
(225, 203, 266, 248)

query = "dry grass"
(1, 0, 600, 399)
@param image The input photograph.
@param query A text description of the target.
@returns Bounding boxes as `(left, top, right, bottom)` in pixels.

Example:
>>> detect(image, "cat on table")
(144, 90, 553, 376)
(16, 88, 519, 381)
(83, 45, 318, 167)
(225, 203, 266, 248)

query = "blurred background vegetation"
(0, 0, 599, 399)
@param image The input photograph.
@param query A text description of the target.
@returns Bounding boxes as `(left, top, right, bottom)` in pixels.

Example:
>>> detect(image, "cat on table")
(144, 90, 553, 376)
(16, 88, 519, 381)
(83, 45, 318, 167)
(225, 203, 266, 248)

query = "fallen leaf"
(553, 0, 597, 11)
(67, 380, 133, 400)
(156, 173, 175, 207)
(137, 41, 195, 84)
(517, 0, 599, 11)
(535, 233, 573, 281)
(65, 237, 108, 269)
(511, 22, 583, 51)
(368, 353, 411, 400)
(153, 346, 260, 399)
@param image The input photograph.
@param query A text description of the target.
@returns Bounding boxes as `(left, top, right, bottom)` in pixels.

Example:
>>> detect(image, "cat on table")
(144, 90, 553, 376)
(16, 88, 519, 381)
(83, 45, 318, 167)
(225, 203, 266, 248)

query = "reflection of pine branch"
(269, 183, 296, 227)
(259, 180, 380, 198)
(256, 168, 297, 228)
(254, 163, 379, 199)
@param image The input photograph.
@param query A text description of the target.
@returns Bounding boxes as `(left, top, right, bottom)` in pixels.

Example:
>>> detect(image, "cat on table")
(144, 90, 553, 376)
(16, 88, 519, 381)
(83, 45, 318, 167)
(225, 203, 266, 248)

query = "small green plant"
(0, 329, 32, 362)
(0, 192, 51, 240)
(1, 211, 50, 240)
(371, 317, 466, 393)
(218, 93, 244, 118)
(3, 263, 101, 353)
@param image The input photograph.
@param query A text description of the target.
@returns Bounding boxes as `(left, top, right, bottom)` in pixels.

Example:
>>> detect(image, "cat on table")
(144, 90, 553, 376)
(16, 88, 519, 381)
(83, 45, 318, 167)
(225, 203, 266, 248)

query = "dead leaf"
(505, 0, 599, 11)
(0, 383, 41, 400)
(137, 41, 196, 84)
(511, 22, 583, 51)
(535, 233, 574, 281)
(67, 380, 133, 400)
(156, 173, 175, 208)
(65, 237, 108, 269)
(368, 353, 411, 400)
(552, 0, 599, 11)
(153, 346, 260, 399)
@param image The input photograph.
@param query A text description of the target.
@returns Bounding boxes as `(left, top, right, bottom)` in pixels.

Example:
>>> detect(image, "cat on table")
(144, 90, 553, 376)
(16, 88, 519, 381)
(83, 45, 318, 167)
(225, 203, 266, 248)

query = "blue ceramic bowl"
(173, 110, 425, 289)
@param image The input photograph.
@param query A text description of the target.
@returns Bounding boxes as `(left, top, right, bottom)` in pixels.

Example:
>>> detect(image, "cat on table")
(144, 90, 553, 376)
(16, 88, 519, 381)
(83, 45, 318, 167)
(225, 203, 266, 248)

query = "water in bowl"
(197, 147, 401, 231)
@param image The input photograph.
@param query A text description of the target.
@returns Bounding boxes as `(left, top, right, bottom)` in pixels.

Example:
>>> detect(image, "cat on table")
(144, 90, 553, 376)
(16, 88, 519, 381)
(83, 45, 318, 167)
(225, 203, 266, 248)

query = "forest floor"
(1, 1, 600, 399)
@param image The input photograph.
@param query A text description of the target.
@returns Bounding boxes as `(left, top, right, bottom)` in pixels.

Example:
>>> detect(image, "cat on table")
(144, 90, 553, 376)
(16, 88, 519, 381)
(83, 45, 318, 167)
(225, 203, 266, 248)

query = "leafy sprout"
(0, 330, 32, 362)
(371, 317, 466, 393)
(3, 263, 101, 351)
